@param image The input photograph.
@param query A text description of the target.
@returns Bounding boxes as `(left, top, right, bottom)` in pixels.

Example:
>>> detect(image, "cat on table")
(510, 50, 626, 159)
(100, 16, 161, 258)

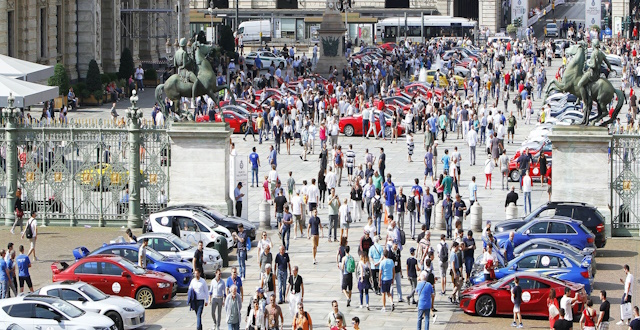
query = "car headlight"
(157, 282, 171, 288)
(94, 327, 110, 330)
(209, 255, 214, 261)
(122, 307, 136, 312)
(178, 268, 188, 274)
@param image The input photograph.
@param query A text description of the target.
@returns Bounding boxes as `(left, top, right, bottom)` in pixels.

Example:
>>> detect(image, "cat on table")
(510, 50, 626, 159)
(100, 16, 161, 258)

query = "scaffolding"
(119, 4, 176, 39)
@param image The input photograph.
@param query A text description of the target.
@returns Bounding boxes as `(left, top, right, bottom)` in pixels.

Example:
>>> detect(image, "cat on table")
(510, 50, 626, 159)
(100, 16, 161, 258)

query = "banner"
(511, 0, 528, 37)
(585, 0, 601, 30)
(230, 155, 249, 219)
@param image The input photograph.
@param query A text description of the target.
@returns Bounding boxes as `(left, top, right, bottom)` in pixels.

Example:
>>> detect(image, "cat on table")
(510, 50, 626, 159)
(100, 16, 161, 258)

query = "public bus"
(375, 16, 477, 44)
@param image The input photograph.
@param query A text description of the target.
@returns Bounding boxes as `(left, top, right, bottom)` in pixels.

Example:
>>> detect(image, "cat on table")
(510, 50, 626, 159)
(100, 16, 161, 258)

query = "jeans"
(194, 299, 205, 330)
(424, 208, 432, 229)
(277, 269, 287, 302)
(238, 250, 247, 278)
(393, 272, 403, 301)
(372, 269, 380, 293)
(418, 309, 431, 330)
(0, 279, 6, 299)
(397, 212, 405, 231)
(211, 297, 223, 327)
(329, 215, 339, 240)
(375, 214, 382, 236)
(251, 167, 259, 187)
(469, 146, 476, 165)
(409, 211, 417, 238)
(227, 323, 240, 330)
(360, 288, 370, 305)
(244, 125, 256, 139)
(276, 212, 283, 227)
(281, 225, 290, 250)
(407, 277, 418, 301)
(524, 192, 532, 214)
(445, 215, 452, 238)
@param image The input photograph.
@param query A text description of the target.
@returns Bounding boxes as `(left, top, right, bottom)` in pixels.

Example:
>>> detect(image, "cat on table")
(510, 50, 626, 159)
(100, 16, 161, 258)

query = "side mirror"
(511, 264, 518, 271)
(54, 315, 62, 323)
(170, 247, 177, 252)
(524, 229, 531, 235)
(122, 271, 131, 278)
(78, 297, 87, 303)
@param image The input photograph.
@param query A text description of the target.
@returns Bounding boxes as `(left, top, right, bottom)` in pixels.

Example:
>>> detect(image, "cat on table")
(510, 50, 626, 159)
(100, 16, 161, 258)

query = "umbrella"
(0, 54, 54, 82)
(0, 75, 59, 108)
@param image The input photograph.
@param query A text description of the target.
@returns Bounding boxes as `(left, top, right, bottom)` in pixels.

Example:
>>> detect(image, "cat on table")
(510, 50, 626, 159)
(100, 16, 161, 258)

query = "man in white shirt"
(291, 190, 304, 239)
(135, 65, 145, 91)
(522, 172, 532, 214)
(618, 264, 635, 325)
(307, 179, 320, 212)
(559, 287, 579, 322)
(467, 128, 478, 166)
(188, 268, 209, 330)
(326, 167, 337, 192)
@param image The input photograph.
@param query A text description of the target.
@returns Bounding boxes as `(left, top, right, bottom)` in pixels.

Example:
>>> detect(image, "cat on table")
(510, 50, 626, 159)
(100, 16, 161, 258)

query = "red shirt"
(377, 99, 385, 110)
(327, 84, 334, 95)
(504, 73, 511, 86)
(633, 49, 637, 58)
(518, 83, 524, 94)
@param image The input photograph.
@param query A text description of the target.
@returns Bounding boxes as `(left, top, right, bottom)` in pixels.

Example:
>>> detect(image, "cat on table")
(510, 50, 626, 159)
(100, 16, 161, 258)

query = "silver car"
(546, 23, 558, 37)
(139, 232, 223, 276)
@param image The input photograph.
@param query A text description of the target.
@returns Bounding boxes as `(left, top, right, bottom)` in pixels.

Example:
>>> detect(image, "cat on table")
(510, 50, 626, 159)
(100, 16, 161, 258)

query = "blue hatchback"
(86, 243, 193, 290)
(494, 217, 596, 251)
(471, 249, 594, 294)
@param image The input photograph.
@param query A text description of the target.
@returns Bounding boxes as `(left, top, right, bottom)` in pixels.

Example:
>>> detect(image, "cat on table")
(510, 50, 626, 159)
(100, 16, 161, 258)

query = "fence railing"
(610, 134, 640, 236)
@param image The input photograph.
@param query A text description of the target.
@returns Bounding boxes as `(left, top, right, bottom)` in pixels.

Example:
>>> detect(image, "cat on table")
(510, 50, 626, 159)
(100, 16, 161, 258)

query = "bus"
(375, 16, 477, 44)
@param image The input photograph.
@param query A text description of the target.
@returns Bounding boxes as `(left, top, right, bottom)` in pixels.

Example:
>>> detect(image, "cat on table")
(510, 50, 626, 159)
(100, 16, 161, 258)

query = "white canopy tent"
(0, 75, 59, 108)
(0, 54, 55, 82)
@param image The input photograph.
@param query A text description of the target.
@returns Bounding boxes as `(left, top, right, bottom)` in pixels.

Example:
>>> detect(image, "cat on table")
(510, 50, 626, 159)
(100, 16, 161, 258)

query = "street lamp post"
(208, 7, 215, 44)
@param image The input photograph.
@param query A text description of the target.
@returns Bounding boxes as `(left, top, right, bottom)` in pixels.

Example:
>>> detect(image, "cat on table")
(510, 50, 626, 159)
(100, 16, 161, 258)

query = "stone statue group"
(545, 39, 625, 126)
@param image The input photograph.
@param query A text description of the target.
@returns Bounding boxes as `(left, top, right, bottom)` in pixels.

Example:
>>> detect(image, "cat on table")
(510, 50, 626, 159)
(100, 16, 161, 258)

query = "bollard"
(435, 200, 445, 230)
(470, 202, 483, 232)
(213, 236, 229, 267)
(506, 202, 518, 219)
(259, 201, 271, 230)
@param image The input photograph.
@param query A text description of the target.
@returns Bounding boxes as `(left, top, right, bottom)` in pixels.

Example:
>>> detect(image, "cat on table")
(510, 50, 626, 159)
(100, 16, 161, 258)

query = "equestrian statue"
(155, 38, 231, 121)
(544, 39, 625, 126)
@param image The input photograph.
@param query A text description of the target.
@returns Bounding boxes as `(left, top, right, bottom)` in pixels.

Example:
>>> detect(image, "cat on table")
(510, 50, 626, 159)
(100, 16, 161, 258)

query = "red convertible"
(339, 110, 405, 137)
(460, 272, 585, 318)
(52, 254, 176, 308)
(215, 110, 255, 133)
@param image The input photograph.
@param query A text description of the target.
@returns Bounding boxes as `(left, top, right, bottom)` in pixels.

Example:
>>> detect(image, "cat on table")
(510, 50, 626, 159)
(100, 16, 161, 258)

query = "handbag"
(346, 207, 353, 223)
(622, 302, 633, 320)
(548, 303, 559, 318)
(16, 209, 23, 218)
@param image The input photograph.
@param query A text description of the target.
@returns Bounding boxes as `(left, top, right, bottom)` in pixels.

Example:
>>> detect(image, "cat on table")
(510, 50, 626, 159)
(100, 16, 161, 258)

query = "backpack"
(407, 196, 416, 212)
(363, 265, 371, 279)
(335, 152, 343, 166)
(25, 219, 33, 239)
(372, 197, 382, 215)
(345, 255, 356, 273)
(438, 242, 448, 263)
(400, 230, 406, 246)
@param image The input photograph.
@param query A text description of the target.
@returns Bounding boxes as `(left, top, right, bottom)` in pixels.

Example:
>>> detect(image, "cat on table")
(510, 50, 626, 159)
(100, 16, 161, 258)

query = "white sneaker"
(358, 305, 363, 309)
(616, 321, 625, 325)
(432, 314, 437, 324)
(381, 307, 386, 312)
(10, 229, 14, 234)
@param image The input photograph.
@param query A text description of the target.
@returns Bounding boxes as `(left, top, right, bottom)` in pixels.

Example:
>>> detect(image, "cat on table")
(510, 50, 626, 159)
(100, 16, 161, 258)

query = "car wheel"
(475, 295, 496, 317)
(240, 122, 248, 133)
(385, 126, 392, 137)
(105, 311, 124, 330)
(509, 170, 521, 182)
(135, 287, 155, 309)
(344, 125, 354, 137)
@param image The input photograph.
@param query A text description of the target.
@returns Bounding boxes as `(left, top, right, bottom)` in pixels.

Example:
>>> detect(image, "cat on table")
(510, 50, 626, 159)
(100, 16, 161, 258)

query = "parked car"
(161, 204, 257, 241)
(513, 238, 596, 275)
(244, 51, 285, 68)
(460, 272, 585, 317)
(148, 209, 235, 248)
(0, 295, 116, 330)
(51, 255, 176, 308)
(508, 142, 552, 182)
(87, 243, 193, 290)
(338, 110, 406, 137)
(37, 281, 145, 330)
(214, 111, 254, 134)
(471, 249, 594, 294)
(494, 202, 607, 248)
(138, 232, 223, 276)
(545, 23, 559, 37)
(494, 217, 597, 251)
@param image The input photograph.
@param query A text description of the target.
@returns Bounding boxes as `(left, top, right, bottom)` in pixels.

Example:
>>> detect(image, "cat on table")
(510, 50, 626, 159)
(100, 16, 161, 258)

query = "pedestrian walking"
(596, 290, 610, 330)
(307, 208, 323, 264)
(618, 264, 634, 325)
(326, 300, 345, 328)
(21, 211, 38, 261)
(327, 189, 340, 242)
(10, 188, 23, 234)
(522, 172, 532, 214)
(511, 276, 523, 328)
(484, 155, 494, 189)
(187, 268, 208, 330)
(407, 132, 415, 162)
(0, 250, 8, 298)
(208, 269, 226, 330)
(406, 247, 419, 305)
(339, 198, 351, 239)
(416, 272, 435, 330)
(274, 245, 291, 304)
(379, 249, 396, 312)
(225, 285, 243, 330)
(286, 266, 304, 318)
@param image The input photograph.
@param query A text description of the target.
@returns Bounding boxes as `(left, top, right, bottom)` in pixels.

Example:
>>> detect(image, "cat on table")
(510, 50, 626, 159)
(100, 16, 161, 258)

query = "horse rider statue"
(173, 38, 200, 104)
(577, 39, 612, 109)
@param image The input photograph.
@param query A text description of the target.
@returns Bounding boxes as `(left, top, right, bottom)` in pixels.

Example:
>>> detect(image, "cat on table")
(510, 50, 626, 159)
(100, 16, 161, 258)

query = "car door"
(58, 288, 95, 312)
(519, 279, 549, 315)
(33, 303, 65, 330)
(150, 237, 180, 258)
(99, 260, 132, 297)
(520, 221, 550, 244)
(515, 255, 539, 272)
(175, 216, 199, 244)
(3, 303, 35, 330)
(73, 261, 101, 289)
(547, 222, 576, 244)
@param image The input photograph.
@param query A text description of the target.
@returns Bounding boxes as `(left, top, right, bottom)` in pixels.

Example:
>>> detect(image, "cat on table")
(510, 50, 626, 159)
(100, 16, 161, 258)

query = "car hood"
(160, 258, 192, 269)
(144, 270, 177, 282)
(223, 216, 256, 230)
(73, 311, 115, 327)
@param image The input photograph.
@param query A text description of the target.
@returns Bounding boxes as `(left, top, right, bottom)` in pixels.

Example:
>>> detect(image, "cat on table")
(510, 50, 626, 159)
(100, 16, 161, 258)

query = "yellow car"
(425, 70, 465, 89)
(77, 163, 145, 190)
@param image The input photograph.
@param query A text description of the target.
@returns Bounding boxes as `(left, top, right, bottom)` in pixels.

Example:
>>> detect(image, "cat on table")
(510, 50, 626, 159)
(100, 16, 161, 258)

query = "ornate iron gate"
(610, 135, 640, 236)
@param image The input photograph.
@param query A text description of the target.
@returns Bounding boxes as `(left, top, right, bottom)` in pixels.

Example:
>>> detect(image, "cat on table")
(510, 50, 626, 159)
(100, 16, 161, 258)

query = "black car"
(162, 204, 257, 241)
(493, 201, 606, 248)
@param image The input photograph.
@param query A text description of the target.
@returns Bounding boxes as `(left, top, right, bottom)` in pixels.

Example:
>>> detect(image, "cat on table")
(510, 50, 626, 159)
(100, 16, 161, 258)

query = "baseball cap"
(410, 247, 416, 253)
(256, 287, 264, 293)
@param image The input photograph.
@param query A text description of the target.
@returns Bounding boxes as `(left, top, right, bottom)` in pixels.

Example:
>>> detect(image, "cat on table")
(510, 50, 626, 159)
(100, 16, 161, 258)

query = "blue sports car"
(494, 217, 596, 251)
(471, 249, 594, 294)
(85, 243, 193, 290)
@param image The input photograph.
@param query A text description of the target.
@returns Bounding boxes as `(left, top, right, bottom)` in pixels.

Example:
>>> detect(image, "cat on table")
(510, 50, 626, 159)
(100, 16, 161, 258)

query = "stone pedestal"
(259, 202, 271, 230)
(470, 202, 483, 232)
(168, 123, 233, 214)
(549, 126, 611, 239)
(506, 202, 518, 220)
(435, 200, 445, 230)
(314, 9, 347, 77)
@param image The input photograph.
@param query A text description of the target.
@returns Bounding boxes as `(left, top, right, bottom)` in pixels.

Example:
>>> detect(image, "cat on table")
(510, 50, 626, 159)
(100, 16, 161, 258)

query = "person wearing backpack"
(357, 253, 372, 310)
(372, 189, 383, 239)
(340, 246, 355, 307)
(368, 236, 383, 295)
(407, 195, 417, 239)
(436, 234, 448, 295)
(21, 211, 38, 261)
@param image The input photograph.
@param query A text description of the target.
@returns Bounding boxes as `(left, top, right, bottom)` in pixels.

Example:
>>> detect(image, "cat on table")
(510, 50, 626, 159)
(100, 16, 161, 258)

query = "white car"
(245, 51, 286, 69)
(0, 295, 116, 330)
(139, 232, 223, 276)
(37, 281, 145, 330)
(149, 209, 234, 249)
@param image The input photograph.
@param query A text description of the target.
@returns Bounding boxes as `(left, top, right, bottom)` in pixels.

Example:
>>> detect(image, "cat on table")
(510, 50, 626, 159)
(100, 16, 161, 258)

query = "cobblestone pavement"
(8, 42, 639, 330)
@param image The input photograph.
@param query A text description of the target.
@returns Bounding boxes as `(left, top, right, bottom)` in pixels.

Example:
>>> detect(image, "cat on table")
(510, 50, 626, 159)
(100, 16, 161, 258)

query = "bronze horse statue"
(544, 41, 624, 126)
(155, 42, 231, 121)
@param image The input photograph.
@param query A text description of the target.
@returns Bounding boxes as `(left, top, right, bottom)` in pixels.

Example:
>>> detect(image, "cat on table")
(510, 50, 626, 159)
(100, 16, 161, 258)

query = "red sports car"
(51, 254, 176, 308)
(460, 272, 585, 318)
(339, 110, 405, 137)
(509, 142, 553, 182)
(215, 110, 255, 133)
(379, 42, 397, 52)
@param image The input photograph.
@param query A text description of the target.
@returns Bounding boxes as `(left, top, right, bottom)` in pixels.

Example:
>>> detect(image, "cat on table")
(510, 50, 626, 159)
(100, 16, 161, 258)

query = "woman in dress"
(484, 154, 495, 189)
(547, 288, 560, 330)
(357, 253, 372, 310)
(263, 176, 271, 202)
(339, 198, 351, 239)
(435, 174, 444, 200)
(407, 132, 414, 162)
(284, 119, 292, 155)
(539, 152, 548, 187)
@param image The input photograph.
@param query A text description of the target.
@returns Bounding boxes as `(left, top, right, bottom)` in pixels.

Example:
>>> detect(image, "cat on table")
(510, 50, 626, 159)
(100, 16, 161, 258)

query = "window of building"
(276, 0, 298, 9)
(385, 0, 409, 8)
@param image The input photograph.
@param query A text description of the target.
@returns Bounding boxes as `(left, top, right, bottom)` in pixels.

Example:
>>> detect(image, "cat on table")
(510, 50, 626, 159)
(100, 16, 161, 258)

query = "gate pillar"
(126, 91, 143, 228)
(3, 94, 19, 227)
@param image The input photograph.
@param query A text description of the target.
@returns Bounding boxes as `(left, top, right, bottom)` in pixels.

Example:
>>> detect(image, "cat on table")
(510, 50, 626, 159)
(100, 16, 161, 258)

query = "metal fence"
(610, 134, 640, 236)
(0, 117, 169, 227)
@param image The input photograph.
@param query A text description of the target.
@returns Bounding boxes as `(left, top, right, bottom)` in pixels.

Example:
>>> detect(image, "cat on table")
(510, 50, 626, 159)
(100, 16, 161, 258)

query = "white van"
(237, 20, 272, 42)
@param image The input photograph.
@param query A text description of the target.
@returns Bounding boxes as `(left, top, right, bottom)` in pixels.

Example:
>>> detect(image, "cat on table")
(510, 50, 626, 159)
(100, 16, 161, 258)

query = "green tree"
(218, 25, 235, 55)
(85, 59, 102, 94)
(48, 63, 70, 96)
(118, 47, 135, 80)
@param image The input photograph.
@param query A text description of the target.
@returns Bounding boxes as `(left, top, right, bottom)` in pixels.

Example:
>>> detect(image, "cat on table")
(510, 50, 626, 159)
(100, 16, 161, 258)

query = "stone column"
(315, 3, 347, 77)
(77, 0, 101, 78)
(0, 0, 8, 56)
(549, 126, 611, 239)
(47, 0, 57, 65)
(479, 0, 500, 34)
(65, 0, 79, 81)
(167, 123, 233, 213)
(101, 0, 121, 73)
(611, 0, 629, 37)
(126, 92, 143, 228)
(3, 95, 19, 226)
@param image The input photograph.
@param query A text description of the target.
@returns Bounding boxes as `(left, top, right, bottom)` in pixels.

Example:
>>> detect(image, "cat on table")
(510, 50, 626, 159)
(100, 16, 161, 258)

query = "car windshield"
(52, 299, 85, 318)
(172, 237, 192, 251)
(118, 258, 146, 275)
(145, 247, 167, 261)
(79, 284, 108, 301)
(193, 212, 218, 228)
(489, 274, 515, 288)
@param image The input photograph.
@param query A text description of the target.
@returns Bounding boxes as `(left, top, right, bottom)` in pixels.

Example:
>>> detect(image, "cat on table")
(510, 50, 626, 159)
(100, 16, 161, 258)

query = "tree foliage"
(85, 59, 102, 93)
(118, 47, 135, 80)
(218, 25, 235, 55)
(48, 63, 70, 96)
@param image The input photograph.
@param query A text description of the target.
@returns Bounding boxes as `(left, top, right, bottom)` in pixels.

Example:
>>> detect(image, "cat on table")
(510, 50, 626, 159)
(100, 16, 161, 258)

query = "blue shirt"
(503, 239, 515, 261)
(379, 258, 395, 281)
(269, 149, 277, 166)
(416, 281, 434, 310)
(411, 185, 423, 202)
(16, 255, 30, 277)
(428, 117, 438, 133)
(0, 259, 7, 281)
(226, 276, 242, 290)
(249, 152, 259, 168)
(383, 184, 396, 207)
(424, 153, 433, 169)
(441, 155, 450, 170)
(368, 244, 383, 270)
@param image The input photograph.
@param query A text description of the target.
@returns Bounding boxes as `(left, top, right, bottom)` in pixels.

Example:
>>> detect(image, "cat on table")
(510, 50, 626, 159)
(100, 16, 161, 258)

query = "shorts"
(341, 221, 350, 229)
(440, 262, 448, 277)
(342, 273, 353, 291)
(19, 276, 32, 288)
(425, 167, 433, 176)
(381, 279, 392, 293)
(295, 214, 303, 228)
(507, 127, 515, 134)
(456, 166, 461, 176)
(309, 203, 317, 212)
(513, 304, 520, 313)
(29, 238, 36, 249)
(312, 235, 319, 247)
(347, 167, 353, 175)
